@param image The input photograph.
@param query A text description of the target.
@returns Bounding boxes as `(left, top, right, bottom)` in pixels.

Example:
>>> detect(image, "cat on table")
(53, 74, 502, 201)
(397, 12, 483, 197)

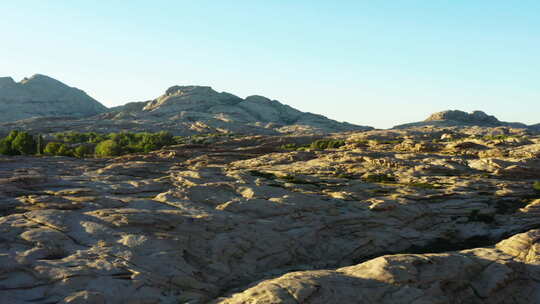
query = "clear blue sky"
(1, 1, 538, 128)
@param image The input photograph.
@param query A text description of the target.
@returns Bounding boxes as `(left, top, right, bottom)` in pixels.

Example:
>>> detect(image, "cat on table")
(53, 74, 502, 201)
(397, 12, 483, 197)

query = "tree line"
(0, 130, 176, 158)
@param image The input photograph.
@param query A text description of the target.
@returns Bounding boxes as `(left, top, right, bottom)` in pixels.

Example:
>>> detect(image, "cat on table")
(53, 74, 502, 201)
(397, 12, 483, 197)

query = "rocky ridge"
(394, 110, 534, 130)
(107, 85, 371, 135)
(0, 126, 540, 303)
(0, 75, 372, 135)
(0, 74, 107, 122)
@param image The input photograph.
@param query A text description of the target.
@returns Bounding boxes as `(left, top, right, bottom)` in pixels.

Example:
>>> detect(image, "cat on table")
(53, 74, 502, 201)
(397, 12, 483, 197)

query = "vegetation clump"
(0, 130, 177, 158)
(280, 139, 345, 151)
(280, 143, 300, 150)
(309, 139, 345, 150)
(534, 181, 540, 192)
(0, 131, 39, 155)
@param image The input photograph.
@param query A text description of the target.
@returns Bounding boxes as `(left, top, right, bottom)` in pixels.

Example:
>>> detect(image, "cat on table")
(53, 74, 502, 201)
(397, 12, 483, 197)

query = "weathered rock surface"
(0, 127, 539, 303)
(394, 110, 534, 130)
(216, 228, 540, 303)
(0, 74, 107, 122)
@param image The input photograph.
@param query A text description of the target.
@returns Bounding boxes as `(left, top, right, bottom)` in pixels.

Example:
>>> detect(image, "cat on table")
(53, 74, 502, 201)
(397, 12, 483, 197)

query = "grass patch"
(281, 139, 346, 151)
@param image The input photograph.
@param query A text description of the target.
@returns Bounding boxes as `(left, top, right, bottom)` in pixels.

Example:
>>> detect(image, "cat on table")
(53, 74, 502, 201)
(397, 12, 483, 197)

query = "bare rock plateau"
(1, 126, 540, 303)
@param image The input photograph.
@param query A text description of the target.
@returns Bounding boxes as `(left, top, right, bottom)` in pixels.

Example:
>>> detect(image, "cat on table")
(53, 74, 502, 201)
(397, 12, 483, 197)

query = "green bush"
(11, 132, 36, 155)
(6, 130, 19, 141)
(0, 138, 17, 155)
(95, 140, 122, 157)
(280, 143, 298, 150)
(534, 181, 540, 192)
(44, 142, 72, 156)
(44, 142, 61, 155)
(56, 144, 73, 157)
(74, 145, 94, 158)
(3, 130, 177, 158)
(310, 139, 345, 150)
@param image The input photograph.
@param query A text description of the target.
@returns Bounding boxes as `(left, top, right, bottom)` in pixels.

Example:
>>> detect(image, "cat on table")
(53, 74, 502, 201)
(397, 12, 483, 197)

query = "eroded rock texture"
(0, 126, 539, 303)
(216, 229, 540, 303)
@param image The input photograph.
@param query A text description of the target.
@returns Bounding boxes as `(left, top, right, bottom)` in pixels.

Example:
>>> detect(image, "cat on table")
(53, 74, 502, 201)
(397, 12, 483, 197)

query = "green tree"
(6, 130, 19, 141)
(95, 140, 122, 157)
(36, 135, 43, 155)
(309, 139, 345, 150)
(74, 145, 94, 158)
(56, 144, 73, 157)
(0, 138, 18, 155)
(11, 132, 37, 155)
(44, 142, 62, 155)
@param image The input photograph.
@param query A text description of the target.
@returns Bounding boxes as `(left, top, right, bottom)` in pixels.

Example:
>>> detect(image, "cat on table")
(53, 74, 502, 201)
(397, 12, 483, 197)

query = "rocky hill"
(1, 126, 539, 303)
(107, 85, 372, 134)
(394, 110, 533, 129)
(0, 74, 107, 122)
(1, 81, 372, 135)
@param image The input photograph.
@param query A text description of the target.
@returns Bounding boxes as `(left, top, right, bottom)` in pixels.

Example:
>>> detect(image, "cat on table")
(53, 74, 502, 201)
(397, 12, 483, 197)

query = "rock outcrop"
(394, 110, 533, 130)
(217, 229, 540, 303)
(426, 110, 500, 124)
(0, 74, 107, 122)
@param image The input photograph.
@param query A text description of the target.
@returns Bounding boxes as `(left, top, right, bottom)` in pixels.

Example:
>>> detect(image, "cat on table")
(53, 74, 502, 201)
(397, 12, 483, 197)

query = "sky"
(1, 1, 539, 128)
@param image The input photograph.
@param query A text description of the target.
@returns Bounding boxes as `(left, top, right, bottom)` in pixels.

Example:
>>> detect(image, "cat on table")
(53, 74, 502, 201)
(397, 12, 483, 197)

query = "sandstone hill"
(1, 126, 540, 303)
(105, 85, 372, 134)
(0, 76, 372, 135)
(394, 109, 534, 130)
(0, 74, 107, 122)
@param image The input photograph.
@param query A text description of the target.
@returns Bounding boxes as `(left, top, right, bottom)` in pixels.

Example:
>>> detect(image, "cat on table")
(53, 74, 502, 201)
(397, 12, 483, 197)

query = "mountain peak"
(0, 77, 16, 88)
(164, 85, 216, 96)
(0, 74, 107, 122)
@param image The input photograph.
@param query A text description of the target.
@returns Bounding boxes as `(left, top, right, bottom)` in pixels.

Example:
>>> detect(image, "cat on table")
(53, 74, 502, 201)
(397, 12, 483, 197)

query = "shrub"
(56, 144, 73, 157)
(95, 140, 122, 157)
(0, 138, 18, 155)
(74, 145, 94, 158)
(6, 130, 19, 141)
(310, 139, 345, 150)
(44, 142, 63, 155)
(44, 142, 72, 156)
(11, 132, 36, 155)
(280, 143, 298, 150)
(534, 181, 540, 192)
